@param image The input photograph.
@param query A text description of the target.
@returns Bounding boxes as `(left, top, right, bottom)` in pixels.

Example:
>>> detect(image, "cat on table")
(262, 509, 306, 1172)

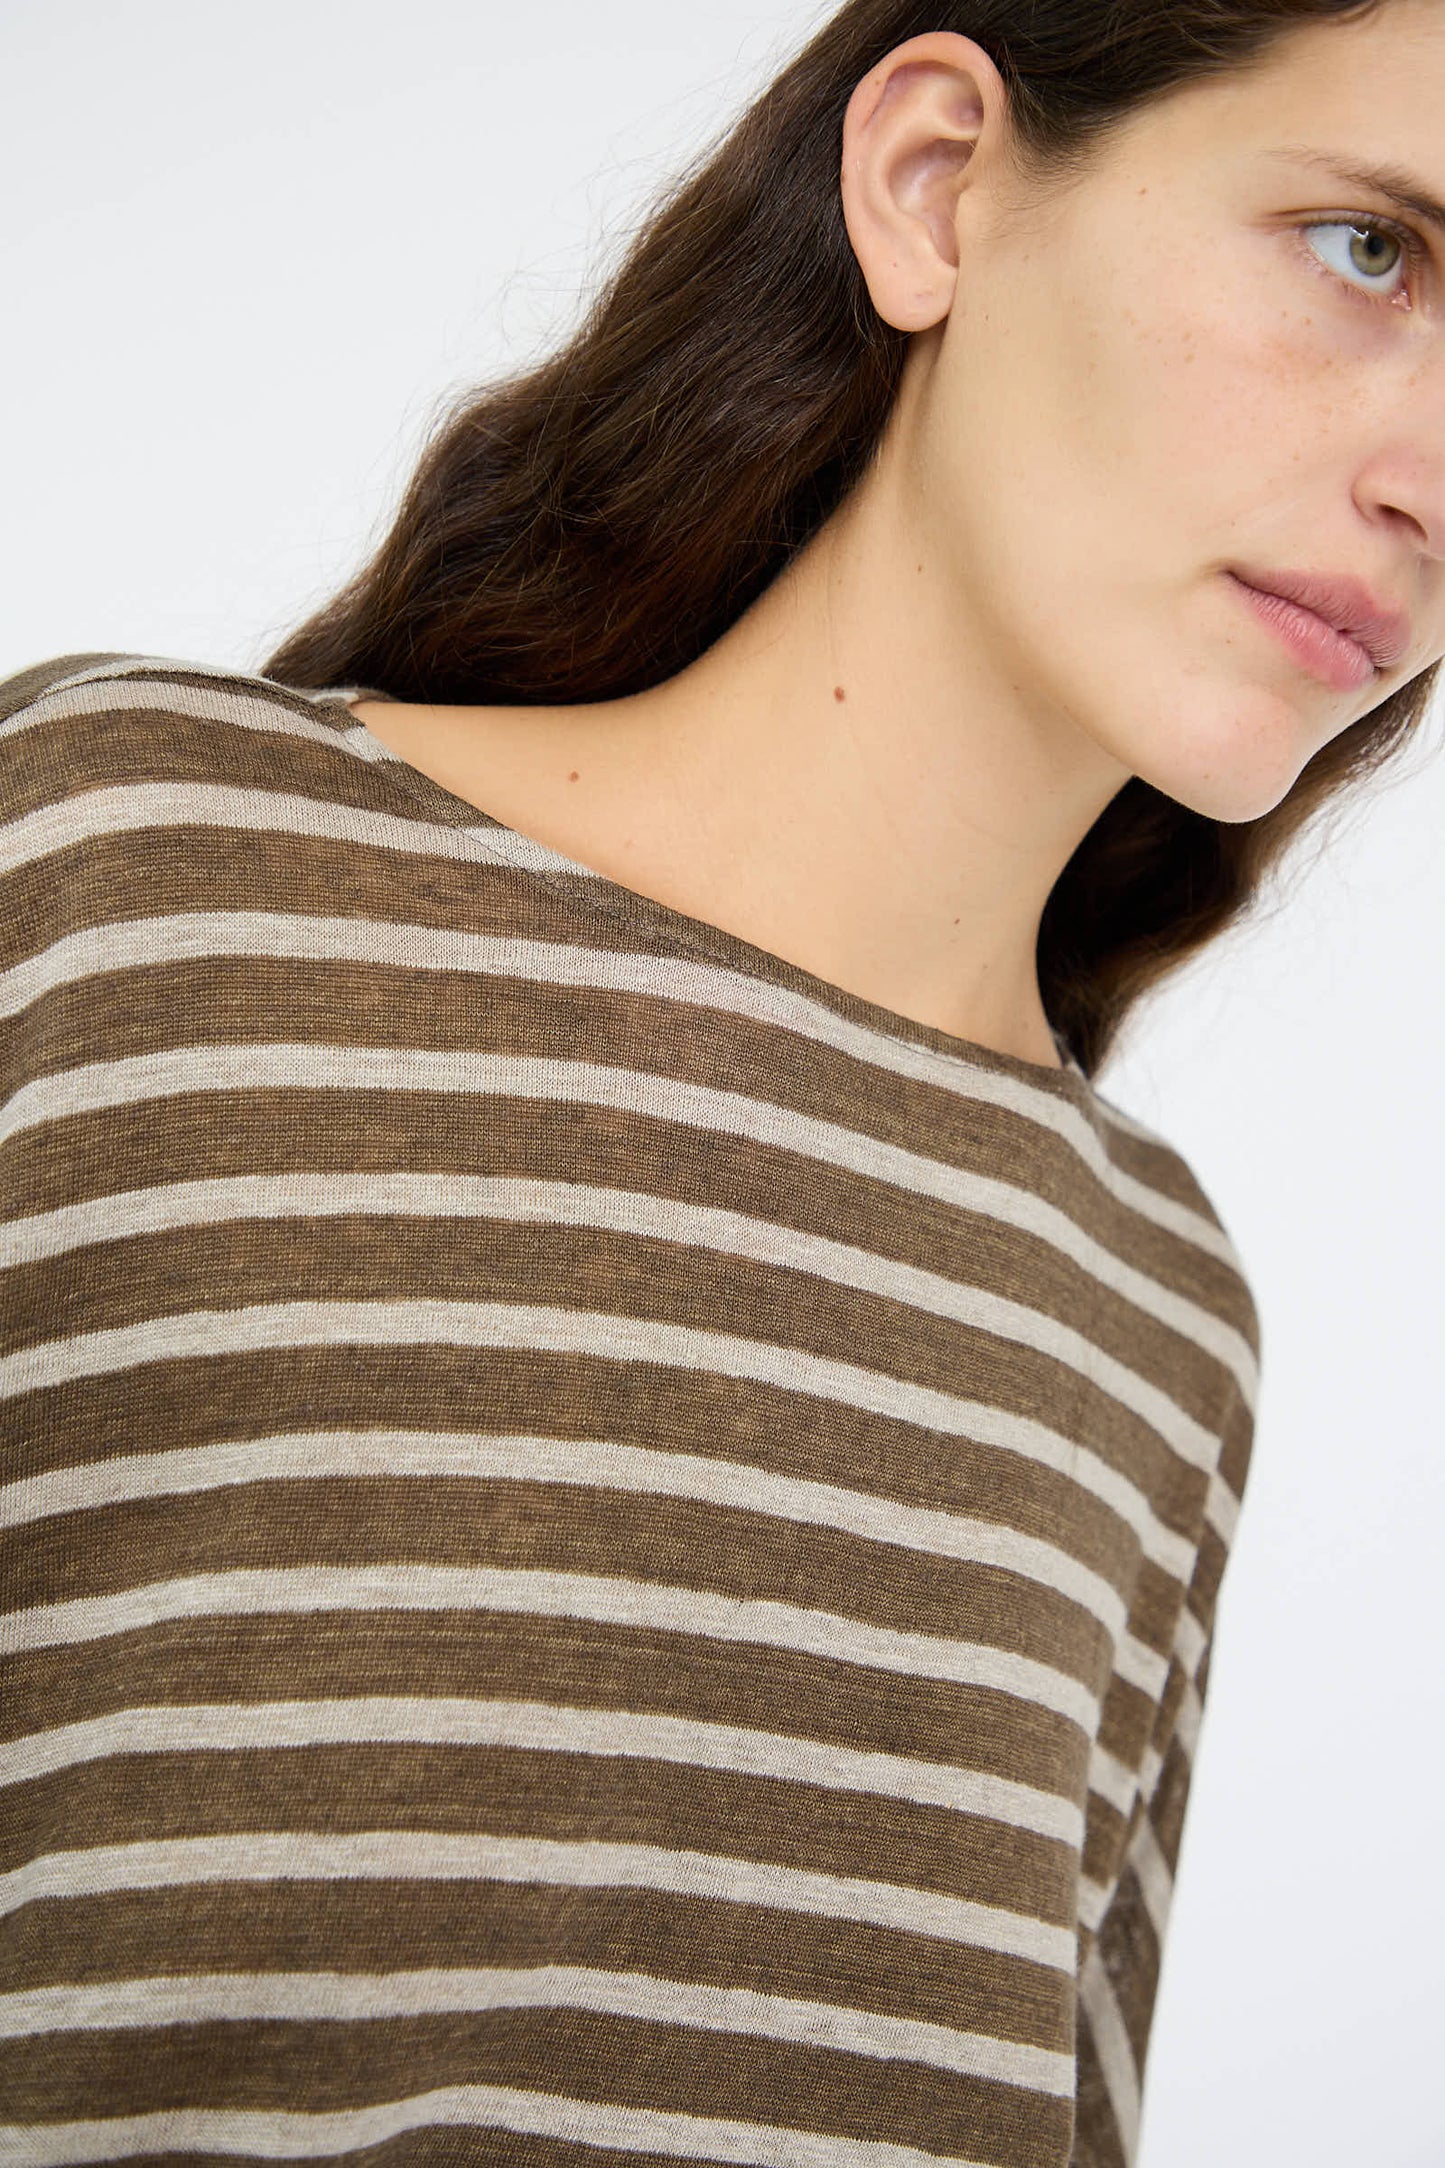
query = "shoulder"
(0, 649, 354, 756)
(0, 655, 380, 1101)
(1087, 1078, 1263, 1377)
(0, 652, 377, 956)
(0, 650, 366, 828)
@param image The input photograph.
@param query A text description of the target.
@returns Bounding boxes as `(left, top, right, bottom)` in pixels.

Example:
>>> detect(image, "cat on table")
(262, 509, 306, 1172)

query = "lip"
(1227, 564, 1411, 675)
(1226, 573, 1375, 692)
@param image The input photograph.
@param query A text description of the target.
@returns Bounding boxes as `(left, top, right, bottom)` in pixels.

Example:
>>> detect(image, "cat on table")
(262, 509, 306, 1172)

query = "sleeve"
(1070, 1376, 1258, 2167)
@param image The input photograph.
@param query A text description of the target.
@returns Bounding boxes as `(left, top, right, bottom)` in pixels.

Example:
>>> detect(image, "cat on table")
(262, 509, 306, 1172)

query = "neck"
(352, 384, 1133, 1071)
(540, 429, 1128, 1064)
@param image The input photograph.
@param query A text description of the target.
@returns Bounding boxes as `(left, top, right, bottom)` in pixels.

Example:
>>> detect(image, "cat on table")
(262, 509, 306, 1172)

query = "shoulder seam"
(0, 653, 343, 736)
(0, 651, 156, 729)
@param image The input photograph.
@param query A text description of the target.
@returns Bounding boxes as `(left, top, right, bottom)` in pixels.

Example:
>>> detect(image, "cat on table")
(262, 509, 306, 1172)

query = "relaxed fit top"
(0, 651, 1259, 2168)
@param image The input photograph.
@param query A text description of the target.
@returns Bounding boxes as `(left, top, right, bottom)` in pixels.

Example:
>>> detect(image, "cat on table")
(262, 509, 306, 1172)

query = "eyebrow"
(1271, 144, 1445, 241)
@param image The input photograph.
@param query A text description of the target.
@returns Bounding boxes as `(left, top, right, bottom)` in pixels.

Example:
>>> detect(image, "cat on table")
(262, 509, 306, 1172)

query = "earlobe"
(838, 31, 1000, 334)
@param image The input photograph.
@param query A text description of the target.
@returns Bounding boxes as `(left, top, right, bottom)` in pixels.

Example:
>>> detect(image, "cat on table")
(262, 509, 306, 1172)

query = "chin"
(1125, 687, 1320, 825)
(1141, 758, 1306, 826)
(1167, 776, 1297, 824)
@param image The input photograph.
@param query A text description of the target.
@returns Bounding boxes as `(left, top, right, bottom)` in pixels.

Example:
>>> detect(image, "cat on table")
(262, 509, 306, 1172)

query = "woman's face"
(898, 0, 1445, 822)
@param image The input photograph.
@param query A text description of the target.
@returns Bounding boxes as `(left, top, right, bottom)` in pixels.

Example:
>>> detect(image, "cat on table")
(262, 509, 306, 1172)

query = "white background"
(3, 4, 1443, 2162)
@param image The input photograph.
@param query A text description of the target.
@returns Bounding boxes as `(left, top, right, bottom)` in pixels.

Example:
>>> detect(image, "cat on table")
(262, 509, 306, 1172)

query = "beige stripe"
(0, 1295, 1200, 1577)
(1077, 1873, 1112, 1935)
(0, 2081, 1002, 2168)
(0, 1430, 1130, 1640)
(1128, 1814, 1176, 1946)
(1, 1158, 1251, 1415)
(1206, 1468, 1242, 1543)
(0, 668, 363, 765)
(0, 654, 315, 708)
(0, 1832, 1078, 1971)
(1174, 1602, 1209, 1678)
(0, 1967, 1077, 2094)
(1176, 1677, 1205, 1761)
(1078, 1942, 1142, 2160)
(1110, 1631, 1169, 1700)
(1087, 1743, 1141, 1822)
(1085, 1096, 1173, 1148)
(0, 1566, 1101, 1733)
(0, 1698, 1085, 1844)
(0, 734, 1249, 1282)
(1132, 1610, 1207, 1800)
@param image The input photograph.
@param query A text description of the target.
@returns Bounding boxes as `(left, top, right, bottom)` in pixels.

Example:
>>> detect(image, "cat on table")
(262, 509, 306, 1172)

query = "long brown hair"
(258, 0, 1434, 1079)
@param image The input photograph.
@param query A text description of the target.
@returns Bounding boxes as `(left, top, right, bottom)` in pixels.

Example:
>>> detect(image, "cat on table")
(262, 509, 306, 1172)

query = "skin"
(351, 1, 1445, 1072)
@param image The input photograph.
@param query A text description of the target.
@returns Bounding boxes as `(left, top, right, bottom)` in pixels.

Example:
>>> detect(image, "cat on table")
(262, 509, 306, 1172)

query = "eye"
(1300, 214, 1429, 307)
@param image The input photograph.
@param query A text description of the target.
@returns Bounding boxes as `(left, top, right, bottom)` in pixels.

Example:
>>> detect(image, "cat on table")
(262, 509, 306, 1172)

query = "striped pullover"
(0, 652, 1259, 2168)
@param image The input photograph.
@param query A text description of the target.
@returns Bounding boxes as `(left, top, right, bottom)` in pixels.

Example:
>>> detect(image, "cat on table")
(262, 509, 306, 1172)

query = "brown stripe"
(1095, 1671, 1158, 1772)
(0, 2008, 1076, 2157)
(2, 1193, 1228, 1430)
(1, 1484, 1116, 1690)
(1095, 1863, 1163, 2075)
(1074, 1999, 1131, 2168)
(0, 1745, 1080, 1920)
(10, 1879, 1075, 2048)
(0, 1364, 1164, 1603)
(2, 1613, 1090, 1803)
(1081, 1792, 1129, 1890)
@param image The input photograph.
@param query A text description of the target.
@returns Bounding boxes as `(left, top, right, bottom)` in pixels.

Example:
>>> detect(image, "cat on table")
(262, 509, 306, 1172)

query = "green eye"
(1303, 215, 1425, 302)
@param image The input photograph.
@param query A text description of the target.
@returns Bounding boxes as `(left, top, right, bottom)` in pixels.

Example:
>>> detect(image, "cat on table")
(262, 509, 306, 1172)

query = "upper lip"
(1230, 565, 1412, 672)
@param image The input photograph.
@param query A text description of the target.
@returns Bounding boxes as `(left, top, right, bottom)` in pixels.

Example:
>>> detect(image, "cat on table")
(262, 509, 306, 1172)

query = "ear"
(839, 32, 1013, 333)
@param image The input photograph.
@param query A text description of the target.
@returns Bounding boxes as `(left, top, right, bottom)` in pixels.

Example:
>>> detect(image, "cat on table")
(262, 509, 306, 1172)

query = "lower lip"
(1226, 573, 1377, 692)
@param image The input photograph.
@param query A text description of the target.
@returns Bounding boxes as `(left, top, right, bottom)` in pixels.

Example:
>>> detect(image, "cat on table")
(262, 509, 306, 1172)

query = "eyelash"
(1299, 211, 1431, 309)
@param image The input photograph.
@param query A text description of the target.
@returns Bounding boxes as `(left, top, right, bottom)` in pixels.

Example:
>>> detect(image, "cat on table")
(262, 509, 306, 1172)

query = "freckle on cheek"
(567, 771, 580, 782)
(833, 686, 846, 702)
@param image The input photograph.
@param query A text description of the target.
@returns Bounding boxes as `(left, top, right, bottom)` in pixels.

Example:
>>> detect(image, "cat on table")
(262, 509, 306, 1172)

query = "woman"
(1, 0, 1437, 2161)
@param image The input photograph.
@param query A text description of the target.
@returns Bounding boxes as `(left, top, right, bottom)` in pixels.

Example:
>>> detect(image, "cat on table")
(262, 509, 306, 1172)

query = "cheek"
(956, 252, 1246, 542)
(923, 241, 1353, 616)
(1102, 254, 1361, 515)
(1088, 295, 1269, 495)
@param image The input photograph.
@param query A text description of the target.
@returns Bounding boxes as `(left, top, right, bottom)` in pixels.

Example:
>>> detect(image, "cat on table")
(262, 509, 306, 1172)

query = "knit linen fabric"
(0, 653, 1259, 2167)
